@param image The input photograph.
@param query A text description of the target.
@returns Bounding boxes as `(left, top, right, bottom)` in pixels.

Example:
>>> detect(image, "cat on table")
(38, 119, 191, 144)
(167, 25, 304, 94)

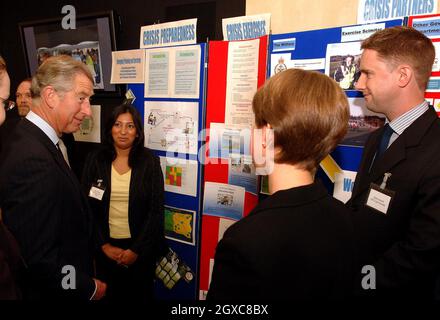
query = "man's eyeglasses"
(0, 98, 15, 111)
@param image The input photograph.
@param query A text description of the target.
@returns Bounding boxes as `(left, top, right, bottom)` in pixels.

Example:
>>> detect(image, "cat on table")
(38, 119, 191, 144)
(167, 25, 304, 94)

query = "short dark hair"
(361, 26, 434, 90)
(103, 104, 145, 167)
(252, 69, 349, 172)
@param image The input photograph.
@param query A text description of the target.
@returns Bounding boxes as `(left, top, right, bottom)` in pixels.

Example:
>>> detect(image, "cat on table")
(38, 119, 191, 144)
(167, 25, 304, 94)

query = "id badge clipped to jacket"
(365, 173, 395, 215)
(89, 179, 106, 201)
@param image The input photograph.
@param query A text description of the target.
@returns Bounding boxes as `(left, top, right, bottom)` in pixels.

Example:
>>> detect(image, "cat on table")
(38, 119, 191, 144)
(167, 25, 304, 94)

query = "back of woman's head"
(252, 68, 349, 171)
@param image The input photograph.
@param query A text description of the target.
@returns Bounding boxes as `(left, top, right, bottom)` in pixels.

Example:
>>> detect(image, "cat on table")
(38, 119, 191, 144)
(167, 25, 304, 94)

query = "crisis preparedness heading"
(362, 0, 435, 21)
(143, 24, 196, 46)
(226, 20, 266, 41)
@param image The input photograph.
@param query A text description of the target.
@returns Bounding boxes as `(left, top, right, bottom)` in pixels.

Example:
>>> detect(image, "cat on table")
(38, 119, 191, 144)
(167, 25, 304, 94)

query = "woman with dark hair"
(82, 104, 165, 301)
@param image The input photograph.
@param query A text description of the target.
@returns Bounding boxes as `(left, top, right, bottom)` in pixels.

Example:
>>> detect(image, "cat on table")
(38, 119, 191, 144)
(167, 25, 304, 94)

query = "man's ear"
(396, 65, 412, 88)
(40, 86, 58, 109)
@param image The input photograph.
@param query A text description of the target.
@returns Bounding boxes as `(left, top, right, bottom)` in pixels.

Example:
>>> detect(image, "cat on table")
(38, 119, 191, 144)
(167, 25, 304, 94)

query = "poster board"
(198, 36, 268, 299)
(267, 19, 403, 196)
(128, 42, 206, 300)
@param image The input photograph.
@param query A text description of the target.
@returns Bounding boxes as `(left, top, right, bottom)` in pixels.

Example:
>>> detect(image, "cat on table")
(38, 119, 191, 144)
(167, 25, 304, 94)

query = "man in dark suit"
(0, 78, 32, 155)
(349, 26, 440, 298)
(0, 55, 107, 300)
(0, 54, 23, 300)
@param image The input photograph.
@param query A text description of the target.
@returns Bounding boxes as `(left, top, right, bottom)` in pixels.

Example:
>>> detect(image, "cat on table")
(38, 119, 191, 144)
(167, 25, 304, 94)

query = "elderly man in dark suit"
(349, 26, 440, 298)
(0, 55, 106, 300)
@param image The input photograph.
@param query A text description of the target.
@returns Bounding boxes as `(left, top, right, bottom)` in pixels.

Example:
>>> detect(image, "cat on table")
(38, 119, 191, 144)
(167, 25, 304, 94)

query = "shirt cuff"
(89, 279, 98, 300)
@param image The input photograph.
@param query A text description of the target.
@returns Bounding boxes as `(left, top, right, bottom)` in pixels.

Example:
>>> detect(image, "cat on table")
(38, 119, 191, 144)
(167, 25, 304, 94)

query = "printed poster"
(209, 123, 251, 159)
(225, 39, 259, 126)
(203, 182, 245, 221)
(159, 156, 198, 197)
(144, 101, 199, 155)
(228, 154, 257, 194)
(164, 206, 196, 245)
(111, 49, 145, 83)
(333, 170, 357, 204)
(144, 45, 201, 99)
(341, 97, 385, 147)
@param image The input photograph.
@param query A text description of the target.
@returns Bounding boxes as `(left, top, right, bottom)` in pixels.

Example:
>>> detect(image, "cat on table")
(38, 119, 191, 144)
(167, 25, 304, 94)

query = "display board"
(198, 36, 268, 299)
(128, 42, 206, 300)
(408, 13, 440, 116)
(267, 19, 403, 200)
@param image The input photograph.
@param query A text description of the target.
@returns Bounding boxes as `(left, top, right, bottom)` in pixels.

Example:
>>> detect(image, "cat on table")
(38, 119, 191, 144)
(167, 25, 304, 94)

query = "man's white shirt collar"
(26, 111, 60, 145)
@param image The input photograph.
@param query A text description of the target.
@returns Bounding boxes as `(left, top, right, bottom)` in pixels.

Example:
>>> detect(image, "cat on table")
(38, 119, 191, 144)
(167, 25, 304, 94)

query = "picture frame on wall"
(19, 10, 124, 98)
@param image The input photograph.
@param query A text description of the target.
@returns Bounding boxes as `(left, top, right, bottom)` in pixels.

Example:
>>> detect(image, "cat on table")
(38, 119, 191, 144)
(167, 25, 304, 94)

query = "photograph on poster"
(203, 182, 245, 221)
(37, 41, 104, 89)
(159, 156, 198, 197)
(228, 154, 257, 194)
(144, 101, 199, 155)
(73, 105, 101, 143)
(19, 11, 121, 96)
(341, 97, 385, 147)
(155, 248, 194, 290)
(325, 42, 362, 90)
(209, 123, 251, 159)
(164, 205, 196, 246)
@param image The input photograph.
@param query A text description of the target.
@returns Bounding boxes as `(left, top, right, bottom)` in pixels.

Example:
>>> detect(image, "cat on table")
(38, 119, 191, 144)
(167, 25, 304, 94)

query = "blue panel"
(128, 43, 206, 300)
(268, 20, 403, 193)
(268, 19, 404, 99)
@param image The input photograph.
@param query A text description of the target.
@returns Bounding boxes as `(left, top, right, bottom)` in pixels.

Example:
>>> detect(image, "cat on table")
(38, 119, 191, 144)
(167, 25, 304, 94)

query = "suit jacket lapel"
(350, 128, 381, 200)
(22, 119, 79, 189)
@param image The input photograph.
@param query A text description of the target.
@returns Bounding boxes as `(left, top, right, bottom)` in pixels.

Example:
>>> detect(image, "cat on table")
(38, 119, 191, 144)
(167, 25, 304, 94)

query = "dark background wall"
(0, 0, 245, 92)
(0, 0, 245, 179)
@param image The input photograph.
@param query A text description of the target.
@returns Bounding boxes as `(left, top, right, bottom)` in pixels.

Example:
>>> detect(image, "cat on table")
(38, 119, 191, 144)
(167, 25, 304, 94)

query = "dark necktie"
(371, 123, 394, 170)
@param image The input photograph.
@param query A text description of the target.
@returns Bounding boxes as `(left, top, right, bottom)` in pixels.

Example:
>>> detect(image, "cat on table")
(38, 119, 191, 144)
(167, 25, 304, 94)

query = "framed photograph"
(19, 10, 123, 97)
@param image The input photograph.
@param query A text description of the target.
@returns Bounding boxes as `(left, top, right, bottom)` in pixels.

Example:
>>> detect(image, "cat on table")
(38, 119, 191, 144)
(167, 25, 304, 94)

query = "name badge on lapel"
(365, 173, 395, 214)
(89, 179, 106, 201)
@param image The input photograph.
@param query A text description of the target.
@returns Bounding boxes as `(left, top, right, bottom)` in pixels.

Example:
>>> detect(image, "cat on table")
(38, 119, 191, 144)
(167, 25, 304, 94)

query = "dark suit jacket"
(0, 222, 22, 299)
(348, 106, 440, 298)
(81, 146, 165, 265)
(0, 119, 96, 300)
(0, 107, 21, 156)
(207, 181, 356, 300)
